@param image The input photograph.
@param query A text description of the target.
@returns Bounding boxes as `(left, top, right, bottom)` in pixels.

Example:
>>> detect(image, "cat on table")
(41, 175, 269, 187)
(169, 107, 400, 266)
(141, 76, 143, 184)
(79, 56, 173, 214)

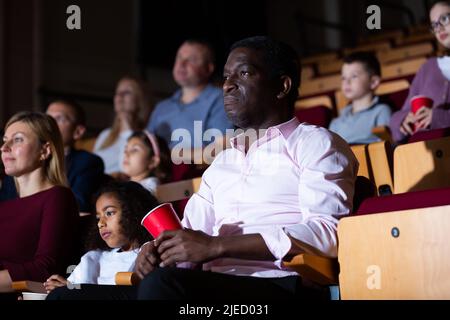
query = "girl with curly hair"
(44, 181, 158, 292)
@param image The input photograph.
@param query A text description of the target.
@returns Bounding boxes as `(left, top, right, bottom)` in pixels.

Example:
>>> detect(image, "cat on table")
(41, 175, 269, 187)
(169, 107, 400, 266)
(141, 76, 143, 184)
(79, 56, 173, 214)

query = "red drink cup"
(141, 203, 182, 238)
(411, 95, 433, 114)
(410, 95, 433, 132)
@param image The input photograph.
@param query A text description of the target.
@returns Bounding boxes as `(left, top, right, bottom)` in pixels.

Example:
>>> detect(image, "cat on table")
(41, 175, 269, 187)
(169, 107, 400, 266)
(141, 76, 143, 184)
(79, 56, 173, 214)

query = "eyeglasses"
(430, 13, 450, 34)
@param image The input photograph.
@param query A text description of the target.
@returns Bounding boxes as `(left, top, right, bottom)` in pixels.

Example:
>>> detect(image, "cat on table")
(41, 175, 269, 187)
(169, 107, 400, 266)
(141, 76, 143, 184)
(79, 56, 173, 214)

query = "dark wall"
(0, 0, 432, 131)
(1, 0, 36, 126)
(140, 0, 268, 73)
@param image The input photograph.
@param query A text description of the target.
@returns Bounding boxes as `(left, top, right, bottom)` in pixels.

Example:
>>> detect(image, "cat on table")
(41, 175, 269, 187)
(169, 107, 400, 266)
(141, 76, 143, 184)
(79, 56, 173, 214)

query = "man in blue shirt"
(147, 39, 233, 151)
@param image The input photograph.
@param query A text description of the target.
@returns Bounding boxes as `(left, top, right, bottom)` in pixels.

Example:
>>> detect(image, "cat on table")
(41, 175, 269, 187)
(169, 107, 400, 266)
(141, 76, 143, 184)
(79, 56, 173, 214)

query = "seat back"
(408, 126, 450, 143)
(317, 59, 343, 76)
(294, 95, 334, 128)
(381, 57, 426, 81)
(74, 136, 97, 152)
(335, 79, 409, 114)
(377, 42, 434, 64)
(338, 204, 450, 299)
(155, 177, 202, 217)
(367, 141, 393, 195)
(301, 65, 315, 82)
(156, 177, 202, 203)
(394, 136, 450, 193)
(343, 41, 391, 55)
(301, 52, 338, 65)
(350, 144, 371, 180)
(299, 74, 341, 98)
(394, 32, 435, 46)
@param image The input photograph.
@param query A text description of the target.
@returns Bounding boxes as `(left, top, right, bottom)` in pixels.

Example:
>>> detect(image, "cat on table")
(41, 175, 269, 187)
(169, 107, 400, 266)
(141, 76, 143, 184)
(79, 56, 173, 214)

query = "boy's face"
(341, 62, 378, 101)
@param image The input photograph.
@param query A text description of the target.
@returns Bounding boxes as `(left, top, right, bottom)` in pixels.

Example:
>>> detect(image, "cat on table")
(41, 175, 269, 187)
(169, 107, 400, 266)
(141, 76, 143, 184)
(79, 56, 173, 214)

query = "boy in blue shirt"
(329, 52, 391, 144)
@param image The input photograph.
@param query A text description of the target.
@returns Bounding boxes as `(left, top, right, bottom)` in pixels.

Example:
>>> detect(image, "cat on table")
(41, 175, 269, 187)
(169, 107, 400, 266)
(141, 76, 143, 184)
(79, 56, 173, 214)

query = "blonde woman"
(94, 76, 150, 175)
(0, 112, 79, 292)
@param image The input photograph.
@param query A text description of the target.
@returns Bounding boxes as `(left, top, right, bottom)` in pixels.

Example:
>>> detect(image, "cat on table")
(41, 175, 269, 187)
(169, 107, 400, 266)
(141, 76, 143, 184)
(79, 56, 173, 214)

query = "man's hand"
(134, 241, 160, 279)
(400, 112, 416, 136)
(155, 229, 221, 267)
(414, 107, 433, 131)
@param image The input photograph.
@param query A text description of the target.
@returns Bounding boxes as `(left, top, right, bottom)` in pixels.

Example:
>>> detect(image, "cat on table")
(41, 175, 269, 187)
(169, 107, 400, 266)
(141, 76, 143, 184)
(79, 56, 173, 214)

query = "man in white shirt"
(135, 36, 358, 300)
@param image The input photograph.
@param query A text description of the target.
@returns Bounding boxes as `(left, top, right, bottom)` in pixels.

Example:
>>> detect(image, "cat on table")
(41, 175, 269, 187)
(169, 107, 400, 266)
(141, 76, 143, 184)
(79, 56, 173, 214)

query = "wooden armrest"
(115, 272, 140, 286)
(282, 253, 339, 285)
(11, 280, 46, 293)
(371, 126, 392, 144)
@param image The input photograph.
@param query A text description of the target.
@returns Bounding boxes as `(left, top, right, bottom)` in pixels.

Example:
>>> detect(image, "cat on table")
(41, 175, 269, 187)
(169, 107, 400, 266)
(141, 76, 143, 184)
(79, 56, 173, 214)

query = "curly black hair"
(84, 180, 159, 252)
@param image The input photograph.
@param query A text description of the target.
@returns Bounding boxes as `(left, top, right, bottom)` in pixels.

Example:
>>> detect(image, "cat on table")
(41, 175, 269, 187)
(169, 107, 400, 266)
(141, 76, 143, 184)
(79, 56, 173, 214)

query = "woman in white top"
(122, 131, 171, 194)
(94, 77, 151, 175)
(44, 181, 159, 292)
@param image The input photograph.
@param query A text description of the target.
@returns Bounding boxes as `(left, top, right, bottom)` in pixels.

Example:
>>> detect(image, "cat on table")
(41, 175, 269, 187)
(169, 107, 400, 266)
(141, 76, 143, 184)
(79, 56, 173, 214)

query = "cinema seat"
(339, 203, 450, 299)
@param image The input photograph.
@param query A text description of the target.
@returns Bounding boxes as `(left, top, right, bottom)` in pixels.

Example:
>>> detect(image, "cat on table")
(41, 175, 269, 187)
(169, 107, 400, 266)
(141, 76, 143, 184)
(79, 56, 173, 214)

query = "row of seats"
(351, 134, 450, 197)
(295, 78, 411, 129)
(12, 132, 450, 297)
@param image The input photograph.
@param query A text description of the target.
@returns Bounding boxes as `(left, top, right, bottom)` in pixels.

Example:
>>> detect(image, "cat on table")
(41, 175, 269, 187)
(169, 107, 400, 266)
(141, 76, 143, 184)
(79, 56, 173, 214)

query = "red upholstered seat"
(408, 126, 450, 143)
(294, 106, 333, 128)
(379, 89, 409, 111)
(355, 186, 450, 215)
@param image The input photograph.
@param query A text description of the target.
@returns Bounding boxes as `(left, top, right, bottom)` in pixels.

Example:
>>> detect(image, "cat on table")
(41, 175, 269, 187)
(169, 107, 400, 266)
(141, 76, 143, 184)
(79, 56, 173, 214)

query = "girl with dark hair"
(44, 181, 158, 292)
(122, 131, 171, 194)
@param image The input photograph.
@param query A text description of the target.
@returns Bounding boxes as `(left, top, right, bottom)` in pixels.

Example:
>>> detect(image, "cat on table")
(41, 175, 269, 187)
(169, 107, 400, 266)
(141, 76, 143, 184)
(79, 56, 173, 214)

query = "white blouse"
(94, 128, 132, 174)
(138, 177, 160, 195)
(437, 56, 450, 81)
(67, 248, 138, 285)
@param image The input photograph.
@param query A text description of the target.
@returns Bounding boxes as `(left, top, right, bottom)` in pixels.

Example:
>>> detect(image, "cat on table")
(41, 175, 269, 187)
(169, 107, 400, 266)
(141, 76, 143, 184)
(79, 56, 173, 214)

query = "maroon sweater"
(0, 186, 79, 281)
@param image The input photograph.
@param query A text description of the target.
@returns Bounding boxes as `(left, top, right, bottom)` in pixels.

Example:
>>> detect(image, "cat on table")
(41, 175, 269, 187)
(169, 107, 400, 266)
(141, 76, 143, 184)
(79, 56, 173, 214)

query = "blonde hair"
(5, 111, 68, 187)
(99, 76, 151, 150)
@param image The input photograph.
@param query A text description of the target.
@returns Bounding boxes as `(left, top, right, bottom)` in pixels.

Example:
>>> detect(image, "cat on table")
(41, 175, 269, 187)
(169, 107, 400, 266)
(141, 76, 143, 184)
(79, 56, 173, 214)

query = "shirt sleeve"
(181, 177, 216, 236)
(276, 130, 358, 258)
(375, 104, 392, 126)
(67, 251, 100, 285)
(431, 107, 450, 129)
(177, 177, 217, 269)
(147, 102, 163, 133)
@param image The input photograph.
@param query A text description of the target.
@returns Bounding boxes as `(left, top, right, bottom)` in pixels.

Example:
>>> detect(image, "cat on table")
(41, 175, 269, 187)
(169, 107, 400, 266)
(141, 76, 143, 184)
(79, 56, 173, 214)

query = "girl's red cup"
(141, 203, 182, 238)
(410, 95, 433, 132)
(410, 95, 433, 114)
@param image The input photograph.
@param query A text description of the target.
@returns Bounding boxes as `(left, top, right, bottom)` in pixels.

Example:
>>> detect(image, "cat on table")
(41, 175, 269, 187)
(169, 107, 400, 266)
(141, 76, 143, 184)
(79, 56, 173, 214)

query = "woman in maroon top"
(0, 112, 78, 292)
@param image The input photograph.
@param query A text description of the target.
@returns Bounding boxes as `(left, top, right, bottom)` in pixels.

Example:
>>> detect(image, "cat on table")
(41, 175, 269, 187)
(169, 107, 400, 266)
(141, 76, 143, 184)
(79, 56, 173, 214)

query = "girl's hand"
(134, 241, 161, 280)
(400, 112, 416, 136)
(414, 107, 433, 131)
(43, 274, 67, 293)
